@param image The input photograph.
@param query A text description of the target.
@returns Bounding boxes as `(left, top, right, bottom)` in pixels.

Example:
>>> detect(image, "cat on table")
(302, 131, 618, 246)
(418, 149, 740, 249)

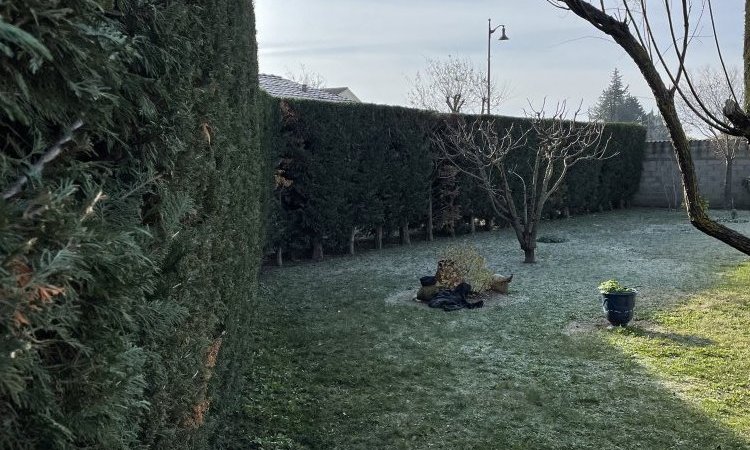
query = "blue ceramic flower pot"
(602, 291, 636, 326)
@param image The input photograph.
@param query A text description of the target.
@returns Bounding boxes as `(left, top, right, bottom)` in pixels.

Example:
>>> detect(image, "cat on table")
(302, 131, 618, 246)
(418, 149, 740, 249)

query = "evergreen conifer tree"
(591, 69, 646, 123)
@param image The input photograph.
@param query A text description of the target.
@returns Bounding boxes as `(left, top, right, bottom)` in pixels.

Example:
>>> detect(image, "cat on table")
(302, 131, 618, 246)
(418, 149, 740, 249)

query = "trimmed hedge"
(1, 2, 263, 449)
(269, 99, 434, 256)
(266, 99, 646, 259)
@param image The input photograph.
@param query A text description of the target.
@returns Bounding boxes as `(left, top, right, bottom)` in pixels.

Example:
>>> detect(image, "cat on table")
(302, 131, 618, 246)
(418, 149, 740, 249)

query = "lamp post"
(486, 18, 509, 115)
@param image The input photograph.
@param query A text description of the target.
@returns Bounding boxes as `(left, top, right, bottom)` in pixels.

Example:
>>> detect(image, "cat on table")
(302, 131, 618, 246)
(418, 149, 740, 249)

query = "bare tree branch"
(550, 0, 750, 255)
(3, 119, 84, 200)
(408, 55, 510, 114)
(432, 103, 610, 263)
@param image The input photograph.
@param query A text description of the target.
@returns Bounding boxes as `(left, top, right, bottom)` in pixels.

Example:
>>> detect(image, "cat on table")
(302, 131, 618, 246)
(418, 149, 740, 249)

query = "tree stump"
(490, 274, 513, 294)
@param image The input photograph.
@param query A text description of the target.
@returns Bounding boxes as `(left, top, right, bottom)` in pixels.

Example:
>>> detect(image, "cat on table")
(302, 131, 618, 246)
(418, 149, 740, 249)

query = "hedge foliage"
(268, 99, 434, 256)
(266, 98, 646, 259)
(1, 2, 263, 449)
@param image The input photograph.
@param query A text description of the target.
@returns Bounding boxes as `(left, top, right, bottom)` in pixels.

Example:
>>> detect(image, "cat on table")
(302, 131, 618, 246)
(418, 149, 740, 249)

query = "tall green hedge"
(266, 98, 646, 259)
(1, 1, 264, 449)
(269, 99, 434, 256)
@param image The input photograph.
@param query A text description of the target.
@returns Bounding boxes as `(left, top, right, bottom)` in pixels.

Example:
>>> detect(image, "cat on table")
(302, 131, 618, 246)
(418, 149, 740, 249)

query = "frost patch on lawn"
(634, 224, 693, 235)
(384, 290, 420, 307)
(384, 289, 524, 310)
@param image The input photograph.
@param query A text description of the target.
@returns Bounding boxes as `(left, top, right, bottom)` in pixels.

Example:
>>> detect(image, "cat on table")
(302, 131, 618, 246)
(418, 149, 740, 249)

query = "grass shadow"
(615, 323, 715, 347)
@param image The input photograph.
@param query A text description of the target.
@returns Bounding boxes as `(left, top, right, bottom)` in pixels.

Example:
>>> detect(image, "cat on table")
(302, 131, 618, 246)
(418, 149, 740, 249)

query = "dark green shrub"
(1, 1, 264, 449)
(266, 102, 646, 258)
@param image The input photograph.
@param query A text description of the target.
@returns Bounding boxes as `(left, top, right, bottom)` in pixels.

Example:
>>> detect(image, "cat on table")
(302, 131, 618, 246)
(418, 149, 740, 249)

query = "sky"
(256, 1, 745, 117)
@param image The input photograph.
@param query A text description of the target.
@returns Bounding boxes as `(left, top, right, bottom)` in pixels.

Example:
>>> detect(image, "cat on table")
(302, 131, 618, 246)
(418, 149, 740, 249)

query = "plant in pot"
(598, 279, 637, 327)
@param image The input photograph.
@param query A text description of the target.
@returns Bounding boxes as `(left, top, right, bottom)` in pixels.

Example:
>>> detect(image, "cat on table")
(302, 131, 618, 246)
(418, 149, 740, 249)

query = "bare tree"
(549, 0, 750, 256)
(678, 66, 745, 209)
(408, 55, 509, 114)
(285, 63, 326, 89)
(433, 102, 611, 263)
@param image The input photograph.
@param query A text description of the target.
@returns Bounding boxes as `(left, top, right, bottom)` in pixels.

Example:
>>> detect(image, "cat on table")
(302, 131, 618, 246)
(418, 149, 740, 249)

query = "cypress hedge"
(268, 99, 434, 258)
(1, 2, 264, 449)
(266, 99, 646, 260)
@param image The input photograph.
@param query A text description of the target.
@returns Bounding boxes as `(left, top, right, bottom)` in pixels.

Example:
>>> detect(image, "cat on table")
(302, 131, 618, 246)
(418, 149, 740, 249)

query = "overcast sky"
(256, 1, 744, 117)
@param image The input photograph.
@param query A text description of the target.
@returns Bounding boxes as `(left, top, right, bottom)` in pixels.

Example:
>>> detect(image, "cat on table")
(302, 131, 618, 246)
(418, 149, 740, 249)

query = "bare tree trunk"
(523, 222, 539, 264)
(427, 195, 434, 241)
(400, 222, 411, 245)
(508, 219, 537, 263)
(349, 228, 356, 256)
(725, 156, 734, 209)
(523, 247, 535, 264)
(312, 240, 324, 261)
(276, 247, 283, 267)
(562, 0, 750, 256)
(375, 225, 383, 250)
(470, 216, 476, 234)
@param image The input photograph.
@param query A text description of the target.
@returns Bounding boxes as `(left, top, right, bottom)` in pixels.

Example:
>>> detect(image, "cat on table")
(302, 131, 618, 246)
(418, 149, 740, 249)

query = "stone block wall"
(632, 140, 750, 209)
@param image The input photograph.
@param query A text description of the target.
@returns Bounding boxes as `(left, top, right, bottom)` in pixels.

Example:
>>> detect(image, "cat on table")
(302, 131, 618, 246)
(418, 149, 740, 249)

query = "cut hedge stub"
(490, 274, 513, 294)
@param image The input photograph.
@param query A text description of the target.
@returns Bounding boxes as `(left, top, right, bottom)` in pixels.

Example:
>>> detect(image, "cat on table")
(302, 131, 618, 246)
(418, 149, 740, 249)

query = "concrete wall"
(632, 140, 750, 209)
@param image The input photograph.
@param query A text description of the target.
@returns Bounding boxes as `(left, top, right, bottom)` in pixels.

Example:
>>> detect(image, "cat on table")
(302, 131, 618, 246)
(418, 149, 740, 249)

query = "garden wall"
(632, 140, 750, 209)
(264, 98, 647, 261)
(1, 2, 264, 449)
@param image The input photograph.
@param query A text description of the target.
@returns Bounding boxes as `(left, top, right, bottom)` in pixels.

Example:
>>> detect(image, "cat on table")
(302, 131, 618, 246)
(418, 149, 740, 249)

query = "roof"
(259, 74, 352, 102)
(322, 87, 361, 103)
(321, 87, 348, 95)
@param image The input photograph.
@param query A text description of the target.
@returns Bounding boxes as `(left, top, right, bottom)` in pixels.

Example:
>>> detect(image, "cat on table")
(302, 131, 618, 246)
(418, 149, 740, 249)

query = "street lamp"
(486, 18, 509, 115)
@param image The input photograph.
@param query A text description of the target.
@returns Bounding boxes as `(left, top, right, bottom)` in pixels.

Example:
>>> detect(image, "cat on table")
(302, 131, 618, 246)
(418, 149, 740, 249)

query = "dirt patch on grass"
(384, 289, 521, 310)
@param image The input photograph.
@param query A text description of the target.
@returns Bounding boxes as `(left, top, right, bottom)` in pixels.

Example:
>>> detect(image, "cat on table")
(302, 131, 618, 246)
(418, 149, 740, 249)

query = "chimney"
(302, 84, 308, 92)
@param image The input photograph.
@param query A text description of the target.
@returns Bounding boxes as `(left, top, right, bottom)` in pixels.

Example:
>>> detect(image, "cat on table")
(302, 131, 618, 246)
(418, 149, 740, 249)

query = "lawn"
(243, 209, 750, 449)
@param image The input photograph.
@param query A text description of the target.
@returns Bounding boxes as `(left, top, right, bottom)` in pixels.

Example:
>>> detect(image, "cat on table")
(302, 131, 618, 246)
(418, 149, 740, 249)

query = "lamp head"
(498, 25, 509, 41)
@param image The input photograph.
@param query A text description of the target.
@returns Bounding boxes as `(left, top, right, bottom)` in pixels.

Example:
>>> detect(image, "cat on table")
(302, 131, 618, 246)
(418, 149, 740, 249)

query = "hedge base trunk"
(312, 241, 324, 261)
(470, 216, 476, 234)
(349, 228, 356, 256)
(275, 247, 283, 267)
(375, 225, 383, 250)
(427, 196, 434, 241)
(400, 223, 411, 245)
